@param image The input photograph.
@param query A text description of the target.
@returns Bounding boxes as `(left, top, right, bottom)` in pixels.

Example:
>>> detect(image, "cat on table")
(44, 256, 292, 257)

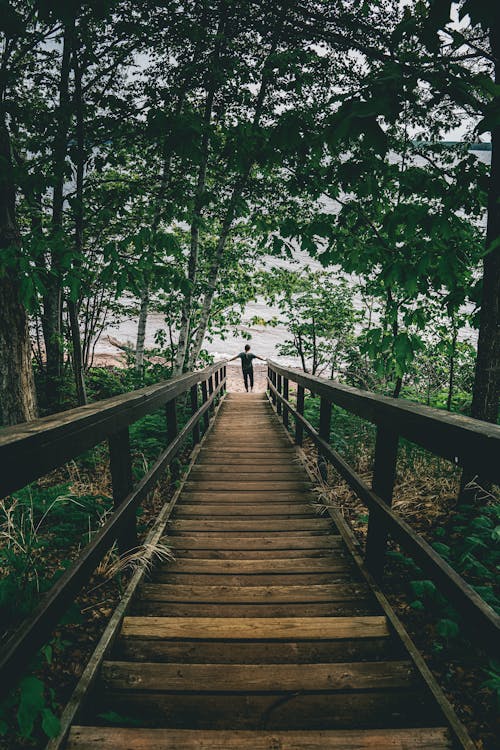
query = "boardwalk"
(66, 393, 454, 749)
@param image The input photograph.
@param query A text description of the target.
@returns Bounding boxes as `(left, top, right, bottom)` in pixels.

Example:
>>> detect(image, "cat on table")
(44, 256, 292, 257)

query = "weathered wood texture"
(0, 362, 227, 700)
(267, 364, 500, 655)
(67, 727, 453, 749)
(60, 392, 469, 750)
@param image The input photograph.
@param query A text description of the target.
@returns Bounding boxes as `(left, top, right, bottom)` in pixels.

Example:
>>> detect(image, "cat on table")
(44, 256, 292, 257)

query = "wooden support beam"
(295, 385, 305, 445)
(365, 428, 399, 578)
(108, 428, 137, 554)
(191, 385, 200, 445)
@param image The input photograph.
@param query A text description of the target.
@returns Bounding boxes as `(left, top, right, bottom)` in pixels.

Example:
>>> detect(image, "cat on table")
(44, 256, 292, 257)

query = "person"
(229, 344, 265, 392)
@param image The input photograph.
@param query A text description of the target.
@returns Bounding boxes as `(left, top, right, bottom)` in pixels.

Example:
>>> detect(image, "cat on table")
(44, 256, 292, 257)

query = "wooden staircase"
(66, 393, 455, 749)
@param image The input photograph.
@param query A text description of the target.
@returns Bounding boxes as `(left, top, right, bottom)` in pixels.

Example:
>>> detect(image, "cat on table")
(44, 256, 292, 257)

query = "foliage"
(260, 267, 358, 376)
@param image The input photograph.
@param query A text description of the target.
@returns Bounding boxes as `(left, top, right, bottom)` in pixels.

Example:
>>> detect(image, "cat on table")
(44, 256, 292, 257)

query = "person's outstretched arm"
(228, 353, 240, 361)
(255, 354, 266, 361)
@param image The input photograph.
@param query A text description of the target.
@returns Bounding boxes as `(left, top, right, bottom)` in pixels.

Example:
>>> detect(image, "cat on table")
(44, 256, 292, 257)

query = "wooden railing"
(267, 361, 500, 654)
(0, 361, 227, 698)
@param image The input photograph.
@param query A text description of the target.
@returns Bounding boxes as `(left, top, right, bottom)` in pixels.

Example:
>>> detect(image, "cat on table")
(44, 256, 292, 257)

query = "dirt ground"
(225, 362, 268, 392)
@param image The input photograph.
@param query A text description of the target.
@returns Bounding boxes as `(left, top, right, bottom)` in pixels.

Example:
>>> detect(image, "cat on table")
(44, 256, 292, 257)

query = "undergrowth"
(296, 391, 500, 748)
(0, 367, 202, 747)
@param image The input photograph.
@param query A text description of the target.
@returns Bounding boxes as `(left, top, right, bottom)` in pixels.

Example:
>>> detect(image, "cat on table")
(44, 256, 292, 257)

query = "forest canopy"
(0, 0, 498, 427)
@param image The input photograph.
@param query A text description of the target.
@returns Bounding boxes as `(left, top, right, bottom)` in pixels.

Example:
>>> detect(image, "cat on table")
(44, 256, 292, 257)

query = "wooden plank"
(67, 726, 453, 749)
(101, 660, 416, 692)
(132, 602, 378, 618)
(195, 458, 297, 465)
(167, 517, 332, 536)
(139, 582, 370, 602)
(152, 573, 354, 586)
(121, 616, 390, 640)
(172, 549, 345, 559)
(86, 690, 441, 730)
(152, 558, 351, 574)
(166, 536, 339, 550)
(174, 504, 317, 516)
(113, 636, 402, 664)
(180, 492, 317, 503)
(199, 449, 296, 455)
(189, 472, 305, 481)
(184, 482, 311, 491)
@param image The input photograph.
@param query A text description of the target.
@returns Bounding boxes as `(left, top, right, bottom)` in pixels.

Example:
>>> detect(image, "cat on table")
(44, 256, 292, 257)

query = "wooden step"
(189, 471, 305, 481)
(166, 536, 339, 550)
(100, 660, 416, 692)
(114, 636, 402, 664)
(196, 458, 297, 465)
(87, 690, 441, 730)
(132, 602, 378, 618)
(167, 519, 331, 532)
(184, 482, 311, 492)
(67, 727, 453, 749)
(180, 492, 318, 503)
(173, 504, 318, 516)
(152, 558, 351, 574)
(171, 549, 345, 559)
(121, 616, 390, 640)
(199, 450, 296, 457)
(138, 582, 370, 603)
(151, 572, 354, 586)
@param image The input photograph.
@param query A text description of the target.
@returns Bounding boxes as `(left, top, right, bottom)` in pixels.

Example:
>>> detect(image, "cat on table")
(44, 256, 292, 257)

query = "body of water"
(96, 148, 490, 367)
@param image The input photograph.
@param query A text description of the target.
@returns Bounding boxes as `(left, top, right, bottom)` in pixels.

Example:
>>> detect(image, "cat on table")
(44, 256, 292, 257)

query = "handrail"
(0, 361, 226, 499)
(0, 361, 227, 698)
(266, 361, 500, 655)
(267, 361, 500, 484)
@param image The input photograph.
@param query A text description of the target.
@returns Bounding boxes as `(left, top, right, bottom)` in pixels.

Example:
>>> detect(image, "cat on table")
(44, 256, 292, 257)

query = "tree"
(261, 267, 357, 376)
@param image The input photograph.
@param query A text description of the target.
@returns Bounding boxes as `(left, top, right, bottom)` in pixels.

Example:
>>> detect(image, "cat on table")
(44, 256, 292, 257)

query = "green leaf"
(409, 599, 424, 611)
(41, 708, 60, 738)
(42, 644, 53, 665)
(436, 618, 459, 639)
(17, 676, 45, 738)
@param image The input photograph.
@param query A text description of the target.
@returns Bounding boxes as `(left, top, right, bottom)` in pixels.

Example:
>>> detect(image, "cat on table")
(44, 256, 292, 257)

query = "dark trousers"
(243, 369, 254, 390)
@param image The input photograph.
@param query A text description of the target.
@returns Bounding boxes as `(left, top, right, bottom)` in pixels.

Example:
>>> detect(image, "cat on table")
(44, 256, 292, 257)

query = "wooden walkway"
(67, 393, 455, 749)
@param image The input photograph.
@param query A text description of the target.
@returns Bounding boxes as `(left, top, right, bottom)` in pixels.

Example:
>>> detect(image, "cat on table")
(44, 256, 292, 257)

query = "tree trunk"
(393, 376, 403, 399)
(68, 46, 87, 406)
(471, 25, 500, 425)
(0, 122, 37, 425)
(446, 317, 457, 412)
(68, 299, 87, 405)
(174, 15, 227, 375)
(135, 285, 149, 373)
(187, 31, 281, 369)
(42, 22, 73, 410)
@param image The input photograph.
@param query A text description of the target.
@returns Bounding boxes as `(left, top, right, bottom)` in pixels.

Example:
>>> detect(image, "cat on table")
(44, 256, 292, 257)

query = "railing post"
(191, 384, 200, 445)
(222, 365, 227, 392)
(201, 379, 209, 431)
(283, 377, 289, 429)
(213, 370, 219, 406)
(208, 374, 214, 409)
(317, 396, 332, 480)
(166, 397, 180, 481)
(295, 385, 305, 445)
(108, 427, 137, 555)
(365, 427, 399, 578)
(270, 370, 276, 405)
(276, 374, 282, 416)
